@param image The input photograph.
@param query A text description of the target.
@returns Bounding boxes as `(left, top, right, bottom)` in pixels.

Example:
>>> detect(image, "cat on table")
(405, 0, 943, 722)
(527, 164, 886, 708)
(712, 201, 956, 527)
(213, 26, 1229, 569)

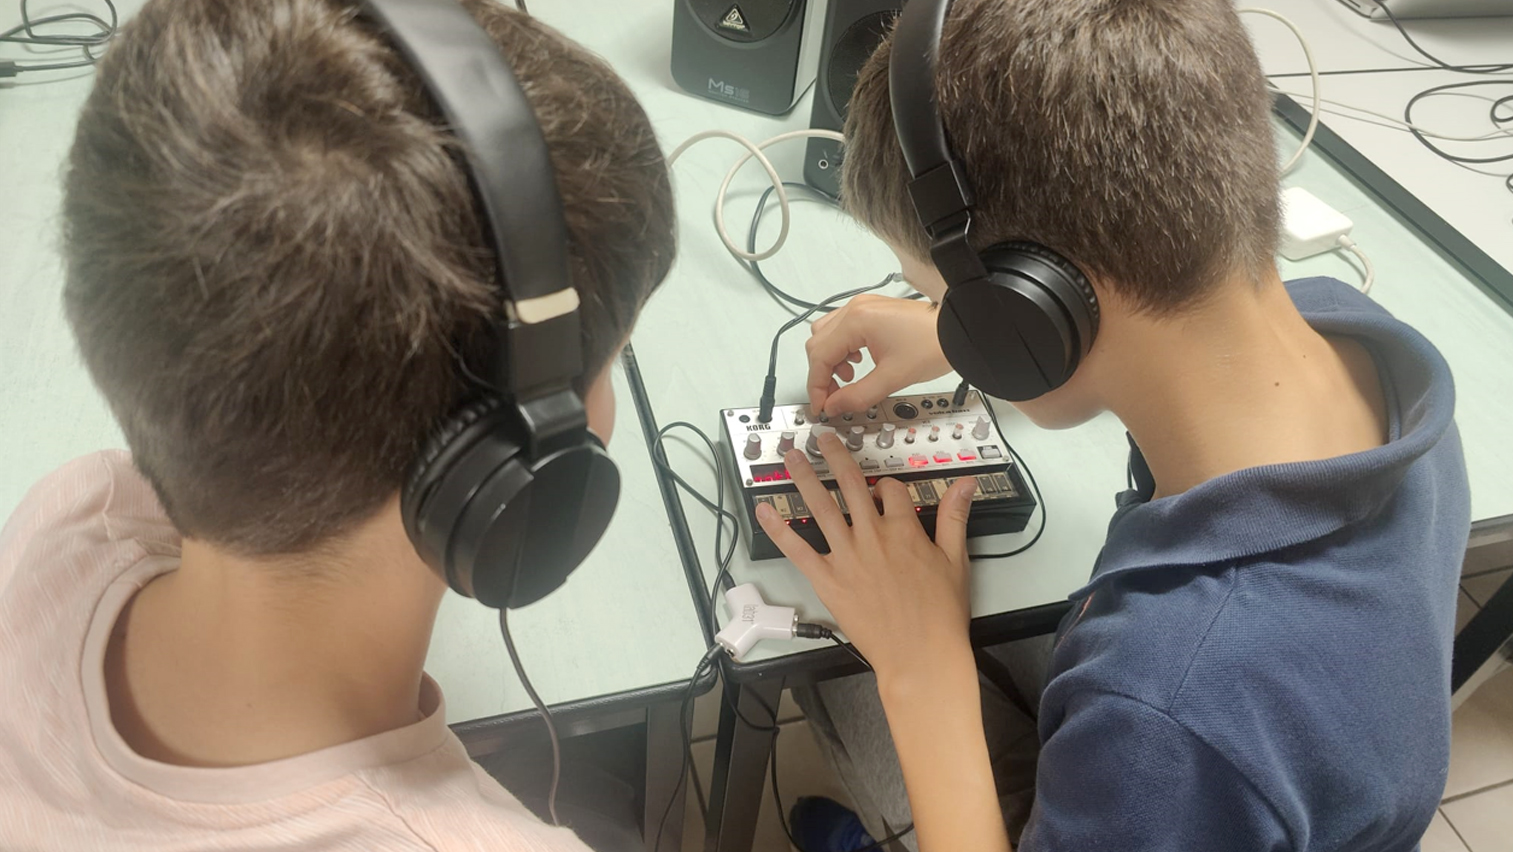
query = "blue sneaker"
(788, 796, 877, 852)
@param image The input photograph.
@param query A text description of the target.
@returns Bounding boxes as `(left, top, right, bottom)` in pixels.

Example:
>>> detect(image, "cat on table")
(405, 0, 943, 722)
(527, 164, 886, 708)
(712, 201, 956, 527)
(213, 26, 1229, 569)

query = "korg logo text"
(708, 78, 751, 105)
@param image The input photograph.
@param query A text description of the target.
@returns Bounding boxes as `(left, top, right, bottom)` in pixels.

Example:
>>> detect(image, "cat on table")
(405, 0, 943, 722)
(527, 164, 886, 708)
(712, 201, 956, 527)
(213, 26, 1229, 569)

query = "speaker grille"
(824, 11, 896, 117)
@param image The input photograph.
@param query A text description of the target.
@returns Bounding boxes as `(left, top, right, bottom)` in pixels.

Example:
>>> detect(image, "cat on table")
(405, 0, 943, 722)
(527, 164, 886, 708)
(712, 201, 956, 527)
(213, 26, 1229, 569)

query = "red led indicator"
(957, 452, 977, 461)
(907, 457, 929, 468)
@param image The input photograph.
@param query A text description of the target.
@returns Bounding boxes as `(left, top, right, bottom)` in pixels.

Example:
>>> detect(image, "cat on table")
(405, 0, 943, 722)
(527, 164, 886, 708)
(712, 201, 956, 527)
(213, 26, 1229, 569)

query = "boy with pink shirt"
(0, 0, 674, 848)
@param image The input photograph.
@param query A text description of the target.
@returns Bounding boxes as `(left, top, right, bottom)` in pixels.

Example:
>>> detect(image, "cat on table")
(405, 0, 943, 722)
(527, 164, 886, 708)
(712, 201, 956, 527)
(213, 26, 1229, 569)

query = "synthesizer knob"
(866, 405, 879, 420)
(972, 415, 991, 441)
(846, 426, 865, 450)
(806, 425, 834, 456)
(877, 423, 896, 449)
(952, 423, 964, 440)
(743, 433, 763, 460)
(905, 427, 917, 444)
(928, 425, 941, 442)
(777, 431, 796, 453)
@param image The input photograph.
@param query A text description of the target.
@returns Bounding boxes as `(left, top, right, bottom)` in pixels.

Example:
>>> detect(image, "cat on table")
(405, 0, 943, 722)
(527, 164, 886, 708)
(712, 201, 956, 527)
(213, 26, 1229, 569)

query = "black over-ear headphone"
(889, 0, 1101, 402)
(361, 0, 620, 609)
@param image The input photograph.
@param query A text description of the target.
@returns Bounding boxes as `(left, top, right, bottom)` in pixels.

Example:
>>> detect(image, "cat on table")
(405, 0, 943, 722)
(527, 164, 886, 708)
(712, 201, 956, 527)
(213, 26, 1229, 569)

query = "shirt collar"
(1082, 278, 1456, 591)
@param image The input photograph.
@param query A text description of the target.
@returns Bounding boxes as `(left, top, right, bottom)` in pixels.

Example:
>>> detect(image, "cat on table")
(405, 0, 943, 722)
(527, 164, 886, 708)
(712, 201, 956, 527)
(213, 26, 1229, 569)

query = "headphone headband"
(371, 0, 621, 609)
(887, 0, 1101, 402)
(889, 0, 986, 285)
(360, 0, 582, 399)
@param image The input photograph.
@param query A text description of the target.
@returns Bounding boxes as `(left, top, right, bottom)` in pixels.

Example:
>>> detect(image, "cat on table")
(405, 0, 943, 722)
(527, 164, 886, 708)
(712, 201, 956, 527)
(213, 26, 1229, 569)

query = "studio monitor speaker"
(671, 0, 826, 115)
(804, 0, 903, 198)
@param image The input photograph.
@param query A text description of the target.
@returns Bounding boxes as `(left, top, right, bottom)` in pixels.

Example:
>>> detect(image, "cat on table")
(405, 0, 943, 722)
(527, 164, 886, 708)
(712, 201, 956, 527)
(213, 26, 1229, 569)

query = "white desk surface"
(530, 1, 1513, 664)
(0, 0, 709, 724)
(1243, 1, 1513, 276)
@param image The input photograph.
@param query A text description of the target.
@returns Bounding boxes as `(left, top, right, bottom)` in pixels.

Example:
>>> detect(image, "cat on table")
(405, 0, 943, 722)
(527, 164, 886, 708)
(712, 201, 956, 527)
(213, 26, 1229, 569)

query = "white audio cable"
(667, 128, 847, 262)
(1238, 8, 1320, 174)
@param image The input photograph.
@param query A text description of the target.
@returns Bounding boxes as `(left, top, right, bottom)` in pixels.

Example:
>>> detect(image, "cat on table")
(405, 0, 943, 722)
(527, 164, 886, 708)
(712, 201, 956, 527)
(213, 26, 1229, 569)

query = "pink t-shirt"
(0, 451, 593, 851)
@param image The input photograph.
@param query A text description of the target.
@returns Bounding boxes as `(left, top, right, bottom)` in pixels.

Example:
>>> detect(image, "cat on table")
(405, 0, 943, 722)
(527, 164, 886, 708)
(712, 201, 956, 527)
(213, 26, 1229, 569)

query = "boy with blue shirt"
(755, 1, 1470, 850)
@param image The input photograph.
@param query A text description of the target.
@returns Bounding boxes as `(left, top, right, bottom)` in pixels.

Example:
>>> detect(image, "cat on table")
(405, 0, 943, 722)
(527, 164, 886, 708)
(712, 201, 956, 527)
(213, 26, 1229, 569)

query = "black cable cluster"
(1, 0, 117, 78)
(1265, 7, 1513, 213)
(1376, 3, 1513, 211)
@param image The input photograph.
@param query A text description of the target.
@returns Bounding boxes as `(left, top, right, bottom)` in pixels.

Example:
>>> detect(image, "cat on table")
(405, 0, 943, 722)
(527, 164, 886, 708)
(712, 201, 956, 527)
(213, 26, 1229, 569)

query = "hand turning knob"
(743, 433, 763, 460)
(807, 425, 834, 455)
(877, 423, 896, 449)
(846, 426, 865, 451)
(777, 431, 796, 453)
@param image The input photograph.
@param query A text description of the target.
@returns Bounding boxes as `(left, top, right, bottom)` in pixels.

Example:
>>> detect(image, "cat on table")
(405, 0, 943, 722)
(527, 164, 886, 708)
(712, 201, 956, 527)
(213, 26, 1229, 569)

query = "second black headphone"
(889, 0, 1101, 402)
(360, 0, 619, 610)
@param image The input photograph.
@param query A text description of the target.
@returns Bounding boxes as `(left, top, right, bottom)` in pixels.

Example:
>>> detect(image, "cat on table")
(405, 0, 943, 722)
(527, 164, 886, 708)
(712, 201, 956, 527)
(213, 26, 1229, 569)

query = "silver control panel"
(722, 390, 1010, 485)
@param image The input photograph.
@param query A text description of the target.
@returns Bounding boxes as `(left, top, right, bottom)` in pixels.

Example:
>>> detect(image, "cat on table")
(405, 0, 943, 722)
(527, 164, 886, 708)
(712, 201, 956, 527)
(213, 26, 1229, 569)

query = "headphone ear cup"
(993, 241, 1100, 348)
(937, 278, 1077, 401)
(402, 397, 506, 568)
(935, 242, 1100, 402)
(458, 437, 620, 608)
(401, 396, 620, 609)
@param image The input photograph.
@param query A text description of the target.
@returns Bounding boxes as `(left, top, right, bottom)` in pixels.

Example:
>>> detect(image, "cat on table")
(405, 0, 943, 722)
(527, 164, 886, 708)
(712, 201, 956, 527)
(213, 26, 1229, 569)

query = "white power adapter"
(1278, 186, 1374, 293)
(1279, 186, 1352, 260)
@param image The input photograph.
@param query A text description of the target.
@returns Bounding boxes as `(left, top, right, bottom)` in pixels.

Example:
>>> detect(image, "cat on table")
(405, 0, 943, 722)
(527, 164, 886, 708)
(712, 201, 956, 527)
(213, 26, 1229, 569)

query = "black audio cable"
(746, 181, 926, 314)
(498, 608, 564, 826)
(748, 183, 847, 315)
(969, 395, 1048, 562)
(745, 178, 925, 424)
(647, 419, 750, 852)
(758, 275, 902, 423)
(652, 643, 725, 852)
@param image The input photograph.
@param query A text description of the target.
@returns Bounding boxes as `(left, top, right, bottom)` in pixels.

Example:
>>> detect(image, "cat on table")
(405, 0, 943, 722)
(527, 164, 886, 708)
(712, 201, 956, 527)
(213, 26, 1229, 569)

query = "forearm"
(876, 643, 1013, 852)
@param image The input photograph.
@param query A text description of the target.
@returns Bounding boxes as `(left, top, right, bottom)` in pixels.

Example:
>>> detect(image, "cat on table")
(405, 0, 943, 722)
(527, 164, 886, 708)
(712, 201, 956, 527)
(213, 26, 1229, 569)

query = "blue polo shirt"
(1021, 278, 1469, 852)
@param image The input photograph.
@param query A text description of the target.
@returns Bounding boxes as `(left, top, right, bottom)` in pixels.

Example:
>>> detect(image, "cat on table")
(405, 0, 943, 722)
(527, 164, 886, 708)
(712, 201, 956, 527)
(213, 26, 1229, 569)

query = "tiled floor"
(1430, 665, 1513, 852)
(681, 578, 1513, 852)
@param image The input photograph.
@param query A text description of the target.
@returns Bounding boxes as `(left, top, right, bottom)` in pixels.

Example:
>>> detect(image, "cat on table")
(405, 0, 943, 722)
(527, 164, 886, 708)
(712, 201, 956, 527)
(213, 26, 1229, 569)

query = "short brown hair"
(842, 0, 1280, 312)
(62, 0, 675, 554)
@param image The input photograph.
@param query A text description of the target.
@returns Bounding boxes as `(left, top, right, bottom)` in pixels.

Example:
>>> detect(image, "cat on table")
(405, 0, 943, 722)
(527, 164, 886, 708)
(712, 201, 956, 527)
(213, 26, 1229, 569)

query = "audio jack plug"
(757, 375, 778, 424)
(795, 623, 834, 640)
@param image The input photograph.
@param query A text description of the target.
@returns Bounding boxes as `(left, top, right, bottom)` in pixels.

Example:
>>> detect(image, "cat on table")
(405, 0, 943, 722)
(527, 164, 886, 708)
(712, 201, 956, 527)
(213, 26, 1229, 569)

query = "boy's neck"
(105, 498, 448, 767)
(1100, 269, 1388, 500)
